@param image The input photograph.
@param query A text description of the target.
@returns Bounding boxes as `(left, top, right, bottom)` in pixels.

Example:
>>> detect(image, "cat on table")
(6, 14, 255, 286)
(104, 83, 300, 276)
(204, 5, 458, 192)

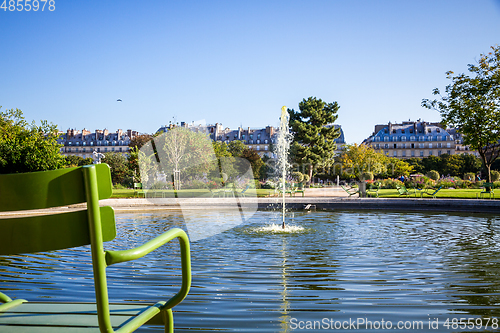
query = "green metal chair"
(133, 182, 145, 198)
(366, 182, 380, 198)
(420, 186, 443, 199)
(292, 183, 305, 197)
(396, 185, 416, 197)
(479, 182, 495, 199)
(0, 164, 191, 333)
(341, 185, 359, 197)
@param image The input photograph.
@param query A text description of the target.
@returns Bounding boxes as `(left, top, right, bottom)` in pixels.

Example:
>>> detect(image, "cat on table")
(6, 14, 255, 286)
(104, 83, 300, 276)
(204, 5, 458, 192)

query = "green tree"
(440, 154, 463, 177)
(386, 157, 414, 178)
(129, 133, 153, 150)
(340, 144, 390, 180)
(240, 148, 264, 179)
(422, 45, 500, 183)
(460, 154, 482, 176)
(421, 155, 443, 175)
(289, 97, 341, 182)
(227, 140, 247, 157)
(101, 152, 130, 185)
(155, 127, 214, 190)
(0, 108, 65, 173)
(65, 155, 93, 167)
(406, 157, 425, 174)
(211, 141, 237, 182)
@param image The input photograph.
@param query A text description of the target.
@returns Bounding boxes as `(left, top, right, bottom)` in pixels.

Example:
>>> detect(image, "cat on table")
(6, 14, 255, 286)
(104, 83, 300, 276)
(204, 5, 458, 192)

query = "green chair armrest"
(105, 228, 191, 309)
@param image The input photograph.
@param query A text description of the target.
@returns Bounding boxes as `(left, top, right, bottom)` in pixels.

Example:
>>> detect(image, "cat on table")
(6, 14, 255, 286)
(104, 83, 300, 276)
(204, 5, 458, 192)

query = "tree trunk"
(308, 164, 313, 185)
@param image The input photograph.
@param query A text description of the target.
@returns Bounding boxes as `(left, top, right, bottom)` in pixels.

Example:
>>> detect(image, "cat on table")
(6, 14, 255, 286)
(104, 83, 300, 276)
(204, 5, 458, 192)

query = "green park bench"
(0, 164, 191, 333)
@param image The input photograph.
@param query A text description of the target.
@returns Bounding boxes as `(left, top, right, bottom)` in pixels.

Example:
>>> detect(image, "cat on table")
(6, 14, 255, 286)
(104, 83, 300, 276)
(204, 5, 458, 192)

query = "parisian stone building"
(363, 120, 455, 158)
(57, 128, 138, 160)
(363, 120, 479, 158)
(157, 122, 346, 157)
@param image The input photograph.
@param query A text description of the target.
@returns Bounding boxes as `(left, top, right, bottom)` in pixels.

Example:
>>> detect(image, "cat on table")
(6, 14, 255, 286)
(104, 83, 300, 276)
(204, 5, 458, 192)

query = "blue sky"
(1, 0, 500, 144)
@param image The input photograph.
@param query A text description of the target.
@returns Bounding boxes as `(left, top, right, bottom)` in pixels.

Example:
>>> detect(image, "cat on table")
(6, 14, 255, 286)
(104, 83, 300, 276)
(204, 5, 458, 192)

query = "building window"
(265, 146, 268, 150)
(402, 143, 406, 149)
(392, 129, 396, 134)
(384, 144, 389, 149)
(112, 148, 115, 152)
(419, 143, 424, 148)
(410, 136, 415, 141)
(104, 148, 108, 152)
(393, 143, 397, 149)
(384, 136, 389, 142)
(420, 151, 424, 157)
(119, 147, 122, 152)
(256, 146, 260, 150)
(402, 151, 406, 157)
(242, 135, 245, 139)
(447, 142, 451, 148)
(437, 143, 442, 148)
(411, 143, 415, 149)
(438, 150, 442, 156)
(249, 134, 253, 139)
(83, 148, 86, 152)
(402, 129, 405, 133)
(401, 136, 406, 141)
(375, 144, 380, 149)
(429, 150, 433, 156)
(97, 148, 100, 152)
(393, 151, 397, 157)
(447, 150, 451, 154)
(411, 150, 415, 157)
(429, 143, 433, 148)
(409, 129, 413, 133)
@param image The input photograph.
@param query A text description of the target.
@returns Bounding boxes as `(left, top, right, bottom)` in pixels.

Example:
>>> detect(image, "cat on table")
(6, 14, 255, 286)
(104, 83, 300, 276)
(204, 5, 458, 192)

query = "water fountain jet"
(276, 106, 293, 229)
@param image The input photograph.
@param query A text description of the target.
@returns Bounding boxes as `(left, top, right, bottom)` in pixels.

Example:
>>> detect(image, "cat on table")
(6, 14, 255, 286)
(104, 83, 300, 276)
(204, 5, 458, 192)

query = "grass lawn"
(376, 188, 496, 199)
(112, 188, 496, 199)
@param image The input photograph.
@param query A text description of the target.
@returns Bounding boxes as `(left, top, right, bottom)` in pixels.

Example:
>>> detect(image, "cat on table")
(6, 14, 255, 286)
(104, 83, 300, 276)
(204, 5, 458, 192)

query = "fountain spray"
(276, 106, 292, 229)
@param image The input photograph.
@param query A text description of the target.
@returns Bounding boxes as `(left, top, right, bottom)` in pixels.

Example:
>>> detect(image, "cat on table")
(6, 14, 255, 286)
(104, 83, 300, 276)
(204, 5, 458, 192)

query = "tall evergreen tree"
(289, 97, 341, 182)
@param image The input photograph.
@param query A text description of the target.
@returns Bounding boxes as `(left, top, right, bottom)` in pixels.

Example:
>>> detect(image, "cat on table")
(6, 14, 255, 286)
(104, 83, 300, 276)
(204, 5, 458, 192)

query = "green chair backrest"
(0, 164, 115, 255)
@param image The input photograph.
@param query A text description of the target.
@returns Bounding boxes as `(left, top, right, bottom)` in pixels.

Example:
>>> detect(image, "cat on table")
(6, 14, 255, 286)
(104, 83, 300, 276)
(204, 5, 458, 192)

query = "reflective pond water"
(2, 210, 500, 332)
